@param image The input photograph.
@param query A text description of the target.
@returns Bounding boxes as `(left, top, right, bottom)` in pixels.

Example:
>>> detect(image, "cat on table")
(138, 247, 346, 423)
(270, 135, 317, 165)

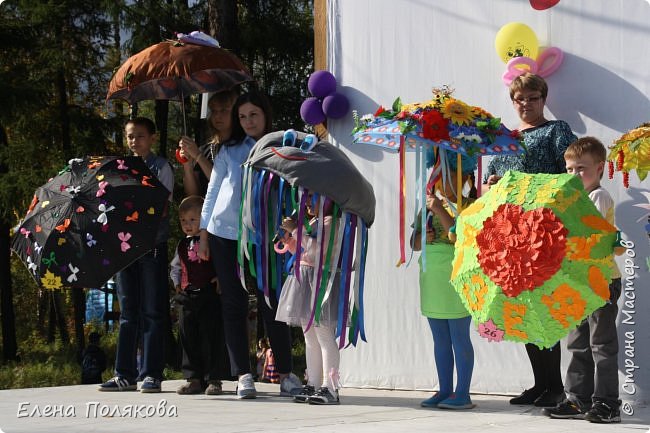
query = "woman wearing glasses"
(484, 73, 577, 408)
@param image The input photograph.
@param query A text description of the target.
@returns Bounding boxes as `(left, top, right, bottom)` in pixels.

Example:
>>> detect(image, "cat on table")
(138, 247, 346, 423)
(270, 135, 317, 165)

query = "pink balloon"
(536, 47, 564, 77)
(502, 56, 538, 86)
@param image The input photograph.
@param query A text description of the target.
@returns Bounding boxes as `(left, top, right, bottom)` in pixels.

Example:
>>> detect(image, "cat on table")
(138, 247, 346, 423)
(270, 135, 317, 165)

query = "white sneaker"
(280, 372, 303, 397)
(236, 373, 257, 399)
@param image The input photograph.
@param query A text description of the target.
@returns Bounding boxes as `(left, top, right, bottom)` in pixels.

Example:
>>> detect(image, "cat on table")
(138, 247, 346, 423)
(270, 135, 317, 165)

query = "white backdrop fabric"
(322, 0, 650, 405)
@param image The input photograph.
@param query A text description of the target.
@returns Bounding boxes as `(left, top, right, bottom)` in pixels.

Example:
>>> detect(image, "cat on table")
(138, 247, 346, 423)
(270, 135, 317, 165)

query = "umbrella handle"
(179, 78, 187, 136)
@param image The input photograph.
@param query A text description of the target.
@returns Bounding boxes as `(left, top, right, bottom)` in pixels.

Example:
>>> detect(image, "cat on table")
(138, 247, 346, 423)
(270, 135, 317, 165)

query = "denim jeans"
(115, 243, 168, 381)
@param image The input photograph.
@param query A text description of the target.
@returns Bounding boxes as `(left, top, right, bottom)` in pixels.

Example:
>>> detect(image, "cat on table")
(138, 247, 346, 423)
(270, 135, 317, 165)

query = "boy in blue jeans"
(544, 137, 622, 423)
(99, 117, 173, 393)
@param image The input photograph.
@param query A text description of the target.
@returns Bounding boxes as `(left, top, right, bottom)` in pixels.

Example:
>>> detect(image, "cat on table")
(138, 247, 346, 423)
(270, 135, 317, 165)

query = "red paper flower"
(476, 203, 568, 297)
(419, 109, 450, 141)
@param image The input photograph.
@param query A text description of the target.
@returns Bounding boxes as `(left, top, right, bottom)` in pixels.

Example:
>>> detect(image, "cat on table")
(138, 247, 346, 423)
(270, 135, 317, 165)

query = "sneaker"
(437, 393, 476, 410)
(236, 373, 257, 399)
(98, 376, 136, 392)
(542, 399, 586, 419)
(420, 392, 450, 408)
(280, 372, 303, 397)
(140, 376, 161, 393)
(509, 387, 544, 405)
(308, 387, 340, 405)
(205, 380, 223, 395)
(293, 385, 316, 403)
(534, 389, 565, 407)
(584, 400, 621, 423)
(177, 379, 203, 395)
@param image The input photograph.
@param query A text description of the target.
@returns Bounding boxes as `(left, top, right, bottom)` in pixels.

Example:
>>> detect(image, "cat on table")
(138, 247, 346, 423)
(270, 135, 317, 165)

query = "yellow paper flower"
(471, 106, 493, 119)
(441, 98, 474, 126)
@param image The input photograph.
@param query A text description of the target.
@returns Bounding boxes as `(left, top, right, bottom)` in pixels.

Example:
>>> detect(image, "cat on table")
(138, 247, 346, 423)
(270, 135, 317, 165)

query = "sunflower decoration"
(441, 98, 474, 126)
(607, 123, 650, 187)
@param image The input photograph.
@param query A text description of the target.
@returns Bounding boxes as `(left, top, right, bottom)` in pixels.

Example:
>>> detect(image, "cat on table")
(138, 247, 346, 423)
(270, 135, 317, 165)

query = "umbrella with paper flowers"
(607, 122, 650, 187)
(450, 170, 618, 348)
(239, 130, 375, 348)
(352, 86, 525, 265)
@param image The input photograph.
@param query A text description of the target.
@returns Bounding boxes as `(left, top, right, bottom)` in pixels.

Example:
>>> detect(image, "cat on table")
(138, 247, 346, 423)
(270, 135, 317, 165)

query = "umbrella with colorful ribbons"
(11, 156, 169, 290)
(450, 170, 618, 348)
(607, 123, 650, 187)
(352, 87, 525, 265)
(239, 130, 375, 348)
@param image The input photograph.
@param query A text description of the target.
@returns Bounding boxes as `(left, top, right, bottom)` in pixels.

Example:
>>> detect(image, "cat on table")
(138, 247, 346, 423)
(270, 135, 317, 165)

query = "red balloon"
(529, 0, 560, 10)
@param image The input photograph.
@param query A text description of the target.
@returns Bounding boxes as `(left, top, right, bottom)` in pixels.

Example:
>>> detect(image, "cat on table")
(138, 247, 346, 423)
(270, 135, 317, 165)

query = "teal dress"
(485, 120, 576, 179)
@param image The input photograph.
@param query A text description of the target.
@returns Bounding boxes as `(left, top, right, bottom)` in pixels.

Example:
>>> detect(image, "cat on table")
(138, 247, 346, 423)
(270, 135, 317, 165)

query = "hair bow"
(117, 159, 128, 170)
(97, 203, 115, 225)
(27, 256, 38, 274)
(118, 232, 132, 252)
(41, 252, 58, 268)
(96, 181, 109, 197)
(67, 263, 79, 283)
(86, 233, 97, 247)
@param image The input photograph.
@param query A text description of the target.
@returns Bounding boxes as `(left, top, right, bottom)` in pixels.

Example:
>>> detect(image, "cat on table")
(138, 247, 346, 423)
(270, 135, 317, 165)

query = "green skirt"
(419, 243, 469, 319)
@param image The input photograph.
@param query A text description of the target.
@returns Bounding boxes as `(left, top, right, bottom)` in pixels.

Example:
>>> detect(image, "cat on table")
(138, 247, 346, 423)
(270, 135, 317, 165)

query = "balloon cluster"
(495, 22, 564, 86)
(300, 70, 350, 126)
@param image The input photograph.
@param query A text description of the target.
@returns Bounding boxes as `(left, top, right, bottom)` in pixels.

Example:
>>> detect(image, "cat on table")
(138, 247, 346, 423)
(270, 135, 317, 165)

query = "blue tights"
(427, 316, 474, 399)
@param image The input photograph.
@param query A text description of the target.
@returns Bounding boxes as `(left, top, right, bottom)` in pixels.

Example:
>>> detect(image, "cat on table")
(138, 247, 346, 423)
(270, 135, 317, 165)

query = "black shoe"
(534, 390, 565, 407)
(542, 399, 586, 419)
(584, 400, 621, 423)
(293, 385, 316, 403)
(509, 387, 544, 405)
(307, 387, 340, 405)
(98, 376, 137, 392)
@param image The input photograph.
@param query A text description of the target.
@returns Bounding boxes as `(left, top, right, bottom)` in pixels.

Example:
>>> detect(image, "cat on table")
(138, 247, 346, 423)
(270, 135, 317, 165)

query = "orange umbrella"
(107, 39, 252, 104)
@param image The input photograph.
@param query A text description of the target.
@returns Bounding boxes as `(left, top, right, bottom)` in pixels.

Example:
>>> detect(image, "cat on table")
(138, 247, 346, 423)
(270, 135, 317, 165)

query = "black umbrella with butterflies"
(11, 156, 169, 290)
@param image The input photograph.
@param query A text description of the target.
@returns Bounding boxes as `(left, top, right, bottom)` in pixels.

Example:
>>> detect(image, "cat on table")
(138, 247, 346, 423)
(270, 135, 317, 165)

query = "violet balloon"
(308, 70, 337, 98)
(300, 97, 326, 125)
(322, 92, 350, 119)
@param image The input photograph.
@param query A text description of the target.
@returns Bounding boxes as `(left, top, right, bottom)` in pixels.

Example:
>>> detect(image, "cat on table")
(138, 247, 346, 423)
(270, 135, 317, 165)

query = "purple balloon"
(308, 70, 337, 98)
(300, 97, 326, 125)
(322, 92, 350, 119)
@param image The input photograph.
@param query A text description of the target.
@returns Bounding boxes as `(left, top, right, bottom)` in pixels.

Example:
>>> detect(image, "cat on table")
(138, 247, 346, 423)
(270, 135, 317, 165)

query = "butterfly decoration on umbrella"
(12, 156, 170, 290)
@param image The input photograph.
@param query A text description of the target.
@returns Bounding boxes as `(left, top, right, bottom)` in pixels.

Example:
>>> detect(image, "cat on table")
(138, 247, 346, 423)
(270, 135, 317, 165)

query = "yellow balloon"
(495, 22, 539, 63)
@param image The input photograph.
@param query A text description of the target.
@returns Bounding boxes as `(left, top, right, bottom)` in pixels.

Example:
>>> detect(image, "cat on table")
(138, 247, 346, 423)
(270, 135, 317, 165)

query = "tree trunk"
(72, 288, 86, 361)
(0, 127, 18, 362)
(207, 0, 239, 52)
(0, 221, 18, 362)
(155, 100, 169, 158)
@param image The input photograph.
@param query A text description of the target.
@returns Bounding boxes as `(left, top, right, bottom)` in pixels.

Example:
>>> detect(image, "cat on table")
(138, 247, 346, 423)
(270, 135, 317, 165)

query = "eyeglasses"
(513, 96, 543, 104)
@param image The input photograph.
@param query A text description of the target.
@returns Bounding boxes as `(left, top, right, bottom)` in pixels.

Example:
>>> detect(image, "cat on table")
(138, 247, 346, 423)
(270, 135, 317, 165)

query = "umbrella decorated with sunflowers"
(607, 122, 650, 187)
(352, 86, 525, 265)
(450, 171, 618, 348)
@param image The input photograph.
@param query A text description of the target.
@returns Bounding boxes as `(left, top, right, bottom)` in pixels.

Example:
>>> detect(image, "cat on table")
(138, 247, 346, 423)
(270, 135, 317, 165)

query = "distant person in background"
(485, 73, 577, 408)
(81, 332, 107, 385)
